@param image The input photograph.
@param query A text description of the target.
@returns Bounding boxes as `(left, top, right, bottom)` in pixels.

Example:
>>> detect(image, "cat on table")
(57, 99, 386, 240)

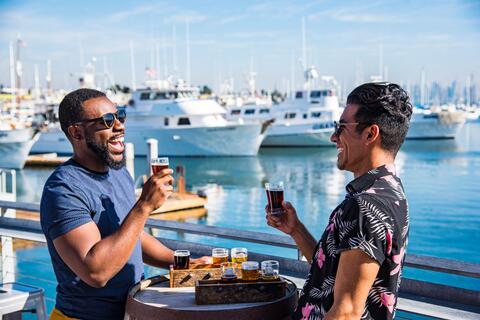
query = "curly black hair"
(58, 88, 106, 138)
(347, 82, 413, 155)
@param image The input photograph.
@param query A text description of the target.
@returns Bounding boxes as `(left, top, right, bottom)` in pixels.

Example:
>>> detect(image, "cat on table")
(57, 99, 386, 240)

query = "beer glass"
(261, 260, 279, 281)
(151, 157, 169, 175)
(265, 182, 284, 215)
(231, 247, 248, 264)
(220, 262, 238, 282)
(212, 248, 229, 265)
(173, 250, 190, 270)
(241, 261, 260, 281)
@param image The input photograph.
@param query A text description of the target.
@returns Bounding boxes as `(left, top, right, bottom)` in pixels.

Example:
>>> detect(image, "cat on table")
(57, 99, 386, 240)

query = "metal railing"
(1, 199, 479, 318)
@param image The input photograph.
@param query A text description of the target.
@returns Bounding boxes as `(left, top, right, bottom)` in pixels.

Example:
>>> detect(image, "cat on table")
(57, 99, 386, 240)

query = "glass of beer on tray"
(265, 181, 284, 215)
(173, 250, 190, 270)
(231, 247, 248, 264)
(212, 248, 229, 265)
(221, 262, 238, 282)
(151, 157, 169, 175)
(241, 261, 260, 281)
(261, 260, 279, 281)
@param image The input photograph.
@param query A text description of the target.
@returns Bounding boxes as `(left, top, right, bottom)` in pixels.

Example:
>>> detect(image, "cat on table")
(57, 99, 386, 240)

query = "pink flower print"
(301, 303, 315, 320)
(327, 212, 337, 232)
(317, 247, 326, 269)
(380, 292, 396, 313)
(386, 229, 393, 256)
(385, 163, 396, 175)
(390, 246, 406, 276)
(365, 188, 377, 194)
(394, 200, 400, 206)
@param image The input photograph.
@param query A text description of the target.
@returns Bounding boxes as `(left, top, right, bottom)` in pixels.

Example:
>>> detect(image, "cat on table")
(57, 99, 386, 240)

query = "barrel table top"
(125, 275, 297, 320)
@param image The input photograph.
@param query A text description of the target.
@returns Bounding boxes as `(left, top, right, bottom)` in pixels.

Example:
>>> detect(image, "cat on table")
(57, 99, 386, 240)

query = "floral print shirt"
(294, 164, 409, 320)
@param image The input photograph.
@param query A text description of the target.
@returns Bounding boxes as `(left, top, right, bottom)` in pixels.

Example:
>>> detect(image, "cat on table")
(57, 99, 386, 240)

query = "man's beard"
(85, 134, 125, 170)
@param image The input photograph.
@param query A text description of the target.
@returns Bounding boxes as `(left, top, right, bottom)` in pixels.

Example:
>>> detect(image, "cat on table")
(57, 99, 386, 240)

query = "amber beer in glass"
(241, 261, 260, 281)
(173, 250, 190, 270)
(265, 182, 284, 215)
(151, 157, 169, 174)
(212, 248, 229, 265)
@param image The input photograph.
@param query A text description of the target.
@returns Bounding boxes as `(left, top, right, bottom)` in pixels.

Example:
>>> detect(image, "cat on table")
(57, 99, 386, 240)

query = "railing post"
(125, 142, 135, 179)
(0, 169, 16, 283)
(146, 138, 158, 175)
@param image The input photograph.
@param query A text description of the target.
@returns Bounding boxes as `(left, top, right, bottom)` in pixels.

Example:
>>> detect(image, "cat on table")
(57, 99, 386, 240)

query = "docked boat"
(125, 86, 268, 156)
(0, 121, 39, 169)
(407, 107, 466, 139)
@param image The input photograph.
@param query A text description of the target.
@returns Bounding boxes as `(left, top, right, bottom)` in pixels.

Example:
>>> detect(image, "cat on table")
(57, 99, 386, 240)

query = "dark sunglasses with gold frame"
(74, 109, 127, 129)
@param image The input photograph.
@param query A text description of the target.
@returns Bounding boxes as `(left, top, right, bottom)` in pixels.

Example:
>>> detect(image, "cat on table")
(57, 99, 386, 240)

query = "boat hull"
(406, 112, 466, 139)
(0, 128, 38, 169)
(262, 122, 334, 147)
(126, 123, 265, 156)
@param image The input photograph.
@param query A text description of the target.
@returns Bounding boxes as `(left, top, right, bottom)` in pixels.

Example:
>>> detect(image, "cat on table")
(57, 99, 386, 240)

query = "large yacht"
(125, 85, 268, 156)
(226, 71, 341, 147)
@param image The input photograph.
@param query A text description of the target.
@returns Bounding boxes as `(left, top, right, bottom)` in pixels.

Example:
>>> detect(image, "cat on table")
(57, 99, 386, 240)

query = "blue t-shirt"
(40, 159, 144, 320)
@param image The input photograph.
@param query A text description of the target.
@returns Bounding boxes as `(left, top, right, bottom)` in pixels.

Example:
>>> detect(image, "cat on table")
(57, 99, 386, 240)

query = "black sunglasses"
(333, 121, 372, 136)
(75, 109, 127, 129)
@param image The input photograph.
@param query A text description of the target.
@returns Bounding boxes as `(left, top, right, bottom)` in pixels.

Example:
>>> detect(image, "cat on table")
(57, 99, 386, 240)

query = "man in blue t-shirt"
(40, 89, 209, 320)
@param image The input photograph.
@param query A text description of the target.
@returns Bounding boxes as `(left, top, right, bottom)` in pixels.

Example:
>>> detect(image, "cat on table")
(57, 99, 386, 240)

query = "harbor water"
(10, 121, 480, 312)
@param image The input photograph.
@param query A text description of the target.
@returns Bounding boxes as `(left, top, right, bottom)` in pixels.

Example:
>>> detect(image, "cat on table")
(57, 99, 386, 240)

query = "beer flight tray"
(195, 277, 287, 305)
(169, 264, 224, 288)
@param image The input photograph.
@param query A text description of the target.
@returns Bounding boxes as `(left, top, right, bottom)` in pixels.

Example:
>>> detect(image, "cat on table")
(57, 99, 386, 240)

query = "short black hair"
(347, 82, 413, 155)
(58, 88, 106, 137)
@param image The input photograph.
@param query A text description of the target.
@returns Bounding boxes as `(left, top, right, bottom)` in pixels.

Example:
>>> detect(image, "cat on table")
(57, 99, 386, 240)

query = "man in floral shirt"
(266, 82, 412, 319)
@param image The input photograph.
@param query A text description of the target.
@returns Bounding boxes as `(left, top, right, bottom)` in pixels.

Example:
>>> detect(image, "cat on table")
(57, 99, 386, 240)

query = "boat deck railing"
(1, 199, 479, 319)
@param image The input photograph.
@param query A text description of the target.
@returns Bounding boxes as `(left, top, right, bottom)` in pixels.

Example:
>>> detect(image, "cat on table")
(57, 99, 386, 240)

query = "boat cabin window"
(231, 109, 241, 115)
(259, 109, 270, 114)
(310, 90, 329, 98)
(295, 91, 303, 99)
(245, 109, 255, 115)
(164, 117, 169, 126)
(178, 117, 191, 125)
(154, 92, 168, 100)
(284, 112, 296, 119)
(167, 91, 179, 99)
(311, 112, 321, 118)
(140, 92, 151, 100)
(303, 113, 308, 119)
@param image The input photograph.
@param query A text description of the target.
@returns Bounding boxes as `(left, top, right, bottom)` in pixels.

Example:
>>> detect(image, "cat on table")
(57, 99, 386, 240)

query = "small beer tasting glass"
(265, 181, 285, 215)
(212, 248, 229, 265)
(173, 250, 190, 270)
(151, 157, 169, 175)
(261, 260, 279, 281)
(220, 262, 238, 282)
(241, 261, 260, 281)
(231, 247, 248, 264)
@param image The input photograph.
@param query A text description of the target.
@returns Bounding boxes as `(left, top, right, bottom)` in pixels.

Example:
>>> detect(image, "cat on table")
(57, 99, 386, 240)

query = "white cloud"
(165, 11, 207, 24)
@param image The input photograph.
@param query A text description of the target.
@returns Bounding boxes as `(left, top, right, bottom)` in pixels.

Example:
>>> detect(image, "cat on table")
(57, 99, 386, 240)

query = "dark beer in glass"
(173, 250, 190, 270)
(265, 182, 284, 215)
(151, 157, 169, 174)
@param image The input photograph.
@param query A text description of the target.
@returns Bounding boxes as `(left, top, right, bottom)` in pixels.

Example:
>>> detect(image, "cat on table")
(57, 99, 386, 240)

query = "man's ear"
(365, 124, 380, 145)
(67, 125, 83, 141)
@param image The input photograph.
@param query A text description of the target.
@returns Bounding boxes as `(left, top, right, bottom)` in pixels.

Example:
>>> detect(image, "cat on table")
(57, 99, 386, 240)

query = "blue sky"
(1, 0, 479, 93)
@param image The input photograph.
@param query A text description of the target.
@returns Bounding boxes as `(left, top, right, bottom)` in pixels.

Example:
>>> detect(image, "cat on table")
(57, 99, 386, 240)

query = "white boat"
(0, 125, 39, 169)
(407, 107, 466, 139)
(125, 86, 267, 156)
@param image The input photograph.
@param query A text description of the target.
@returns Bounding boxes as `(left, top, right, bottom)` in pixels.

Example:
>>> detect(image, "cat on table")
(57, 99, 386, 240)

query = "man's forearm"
(290, 222, 317, 262)
(141, 232, 174, 269)
(83, 200, 152, 285)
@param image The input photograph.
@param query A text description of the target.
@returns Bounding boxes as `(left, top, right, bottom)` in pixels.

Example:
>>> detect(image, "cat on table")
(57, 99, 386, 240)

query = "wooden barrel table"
(125, 275, 297, 320)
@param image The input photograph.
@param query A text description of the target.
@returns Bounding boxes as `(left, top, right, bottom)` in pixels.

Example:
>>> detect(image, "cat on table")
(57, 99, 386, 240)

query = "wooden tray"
(195, 277, 287, 305)
(169, 264, 223, 288)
